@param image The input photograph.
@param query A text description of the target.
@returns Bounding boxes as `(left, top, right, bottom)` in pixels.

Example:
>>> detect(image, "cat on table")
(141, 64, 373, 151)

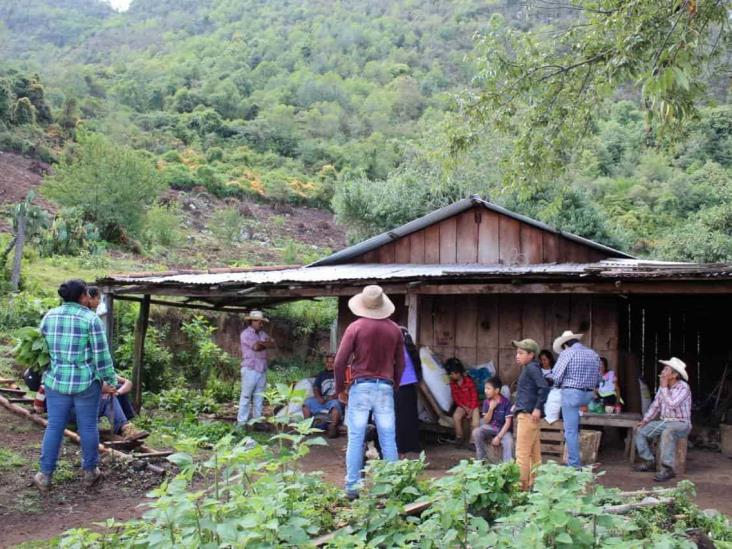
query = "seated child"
(444, 358, 480, 447)
(472, 377, 514, 463)
(303, 353, 345, 438)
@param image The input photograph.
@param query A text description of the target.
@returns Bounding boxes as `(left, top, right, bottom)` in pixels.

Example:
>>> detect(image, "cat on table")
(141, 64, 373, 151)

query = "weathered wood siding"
(414, 294, 619, 387)
(351, 205, 608, 265)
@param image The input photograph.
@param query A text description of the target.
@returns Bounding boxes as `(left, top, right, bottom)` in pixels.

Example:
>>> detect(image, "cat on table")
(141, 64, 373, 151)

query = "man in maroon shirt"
(334, 285, 405, 499)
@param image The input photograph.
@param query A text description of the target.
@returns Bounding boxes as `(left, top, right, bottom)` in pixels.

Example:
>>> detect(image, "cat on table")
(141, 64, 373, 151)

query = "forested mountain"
(1, 0, 731, 261)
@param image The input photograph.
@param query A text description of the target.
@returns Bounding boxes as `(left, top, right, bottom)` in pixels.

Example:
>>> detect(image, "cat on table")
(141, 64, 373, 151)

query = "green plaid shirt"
(40, 302, 117, 394)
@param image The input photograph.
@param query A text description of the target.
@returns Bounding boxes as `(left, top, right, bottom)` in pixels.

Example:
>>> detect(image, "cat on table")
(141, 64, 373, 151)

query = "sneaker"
(633, 460, 656, 472)
(654, 466, 676, 482)
(82, 467, 102, 489)
(120, 423, 150, 442)
(32, 472, 51, 493)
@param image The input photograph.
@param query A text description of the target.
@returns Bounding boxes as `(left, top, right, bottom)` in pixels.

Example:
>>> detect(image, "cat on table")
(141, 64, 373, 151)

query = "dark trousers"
(395, 383, 421, 454)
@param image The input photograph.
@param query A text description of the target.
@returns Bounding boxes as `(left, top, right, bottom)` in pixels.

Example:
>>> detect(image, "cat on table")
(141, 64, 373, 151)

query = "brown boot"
(32, 472, 51, 493)
(633, 459, 656, 472)
(120, 423, 150, 442)
(82, 467, 102, 489)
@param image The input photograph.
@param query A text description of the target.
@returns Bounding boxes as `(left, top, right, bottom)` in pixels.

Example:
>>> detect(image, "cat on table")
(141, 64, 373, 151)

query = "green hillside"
(0, 0, 730, 260)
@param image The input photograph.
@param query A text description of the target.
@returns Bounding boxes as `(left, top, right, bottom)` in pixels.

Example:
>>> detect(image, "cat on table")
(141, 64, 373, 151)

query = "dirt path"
(0, 407, 161, 547)
(299, 435, 732, 517)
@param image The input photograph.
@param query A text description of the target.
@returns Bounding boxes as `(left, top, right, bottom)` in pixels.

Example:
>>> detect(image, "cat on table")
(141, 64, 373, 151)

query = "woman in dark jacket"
(395, 327, 422, 455)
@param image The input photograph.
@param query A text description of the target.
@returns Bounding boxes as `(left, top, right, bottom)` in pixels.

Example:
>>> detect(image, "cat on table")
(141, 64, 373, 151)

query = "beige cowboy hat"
(348, 285, 395, 320)
(245, 310, 269, 322)
(553, 330, 584, 355)
(659, 357, 688, 381)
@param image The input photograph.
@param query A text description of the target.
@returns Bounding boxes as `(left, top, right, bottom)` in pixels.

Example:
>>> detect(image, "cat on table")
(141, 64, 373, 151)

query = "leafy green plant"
(12, 326, 49, 374)
(143, 203, 183, 249)
(179, 316, 233, 385)
(209, 207, 247, 245)
(0, 293, 56, 331)
(38, 207, 102, 257)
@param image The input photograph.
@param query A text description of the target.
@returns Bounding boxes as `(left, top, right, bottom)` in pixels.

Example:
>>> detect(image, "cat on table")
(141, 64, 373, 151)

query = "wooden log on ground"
(0, 387, 27, 395)
(8, 397, 34, 404)
(134, 450, 174, 459)
(0, 377, 17, 385)
(604, 497, 673, 515)
(0, 393, 159, 471)
(103, 439, 145, 449)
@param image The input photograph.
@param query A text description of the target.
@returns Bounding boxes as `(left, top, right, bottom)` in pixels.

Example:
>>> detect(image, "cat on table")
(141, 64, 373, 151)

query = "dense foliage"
(1, 0, 731, 261)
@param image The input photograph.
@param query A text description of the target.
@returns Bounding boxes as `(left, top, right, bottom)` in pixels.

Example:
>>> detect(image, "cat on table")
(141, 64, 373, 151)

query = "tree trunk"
(10, 214, 26, 291)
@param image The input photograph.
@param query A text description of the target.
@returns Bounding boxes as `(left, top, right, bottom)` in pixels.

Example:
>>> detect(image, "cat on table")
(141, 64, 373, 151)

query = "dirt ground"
(299, 431, 732, 517)
(0, 406, 162, 548)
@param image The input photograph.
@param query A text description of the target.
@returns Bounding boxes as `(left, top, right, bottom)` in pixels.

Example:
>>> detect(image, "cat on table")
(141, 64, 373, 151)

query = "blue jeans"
(99, 395, 128, 434)
(561, 388, 594, 468)
(238, 368, 266, 424)
(635, 420, 690, 469)
(345, 380, 398, 493)
(41, 381, 101, 475)
(304, 396, 345, 416)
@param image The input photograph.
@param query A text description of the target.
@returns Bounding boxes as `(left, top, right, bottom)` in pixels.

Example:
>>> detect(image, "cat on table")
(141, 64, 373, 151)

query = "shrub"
(38, 207, 103, 257)
(209, 207, 247, 244)
(42, 131, 165, 241)
(162, 163, 197, 190)
(143, 203, 183, 249)
(0, 292, 57, 331)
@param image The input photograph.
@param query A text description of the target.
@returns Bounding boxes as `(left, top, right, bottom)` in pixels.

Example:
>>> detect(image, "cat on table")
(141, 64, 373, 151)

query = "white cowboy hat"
(659, 357, 688, 381)
(553, 330, 584, 355)
(245, 310, 269, 322)
(348, 285, 395, 320)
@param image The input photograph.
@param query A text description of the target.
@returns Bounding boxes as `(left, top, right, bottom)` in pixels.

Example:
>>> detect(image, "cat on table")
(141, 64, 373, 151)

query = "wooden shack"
(101, 196, 732, 414)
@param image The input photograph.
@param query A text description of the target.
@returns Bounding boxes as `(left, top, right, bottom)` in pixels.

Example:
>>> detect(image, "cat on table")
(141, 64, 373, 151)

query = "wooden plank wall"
(352, 206, 609, 265)
(618, 296, 728, 407)
(416, 294, 620, 387)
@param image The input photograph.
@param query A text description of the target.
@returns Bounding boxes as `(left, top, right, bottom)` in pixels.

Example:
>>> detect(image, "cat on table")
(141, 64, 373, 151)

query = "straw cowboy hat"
(659, 357, 688, 381)
(245, 310, 269, 322)
(553, 330, 584, 355)
(348, 285, 395, 320)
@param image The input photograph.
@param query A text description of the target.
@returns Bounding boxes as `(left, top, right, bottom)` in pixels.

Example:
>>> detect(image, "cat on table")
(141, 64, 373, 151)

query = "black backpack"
(23, 367, 42, 392)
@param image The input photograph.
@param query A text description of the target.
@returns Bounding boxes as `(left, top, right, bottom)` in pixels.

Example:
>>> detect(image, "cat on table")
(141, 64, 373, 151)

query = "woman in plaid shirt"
(33, 280, 118, 492)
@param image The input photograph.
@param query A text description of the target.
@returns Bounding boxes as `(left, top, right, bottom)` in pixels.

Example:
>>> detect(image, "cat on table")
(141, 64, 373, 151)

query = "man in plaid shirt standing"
(552, 330, 601, 468)
(34, 280, 118, 492)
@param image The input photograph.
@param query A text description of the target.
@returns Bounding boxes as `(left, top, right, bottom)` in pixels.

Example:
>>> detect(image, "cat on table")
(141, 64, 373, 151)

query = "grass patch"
(11, 492, 43, 514)
(54, 460, 78, 483)
(0, 448, 27, 470)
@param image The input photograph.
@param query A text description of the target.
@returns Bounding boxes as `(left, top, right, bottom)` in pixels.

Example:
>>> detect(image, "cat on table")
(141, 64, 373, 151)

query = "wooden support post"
(132, 295, 151, 411)
(406, 293, 420, 343)
(103, 292, 115, 344)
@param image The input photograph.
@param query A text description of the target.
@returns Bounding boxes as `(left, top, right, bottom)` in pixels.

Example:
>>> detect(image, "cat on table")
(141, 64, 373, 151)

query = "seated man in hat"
(303, 353, 344, 438)
(633, 357, 692, 482)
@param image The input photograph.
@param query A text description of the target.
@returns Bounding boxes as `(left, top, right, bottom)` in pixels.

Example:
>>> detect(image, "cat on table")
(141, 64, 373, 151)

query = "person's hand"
(463, 406, 472, 415)
(101, 382, 116, 395)
(637, 419, 647, 428)
(531, 409, 541, 423)
(659, 372, 668, 388)
(491, 435, 501, 447)
(338, 391, 348, 404)
(319, 397, 326, 405)
(488, 399, 498, 410)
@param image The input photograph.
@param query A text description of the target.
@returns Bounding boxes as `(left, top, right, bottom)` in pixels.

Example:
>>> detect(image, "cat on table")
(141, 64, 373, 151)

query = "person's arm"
(496, 414, 512, 441)
(312, 374, 325, 403)
(531, 366, 550, 422)
(466, 378, 479, 411)
(641, 395, 661, 425)
(482, 399, 497, 425)
(116, 375, 132, 396)
(89, 315, 117, 387)
(392, 330, 405, 386)
(656, 383, 690, 408)
(552, 353, 569, 387)
(334, 325, 356, 394)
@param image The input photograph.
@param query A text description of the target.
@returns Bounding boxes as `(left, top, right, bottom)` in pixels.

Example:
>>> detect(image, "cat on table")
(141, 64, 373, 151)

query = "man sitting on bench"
(633, 357, 692, 482)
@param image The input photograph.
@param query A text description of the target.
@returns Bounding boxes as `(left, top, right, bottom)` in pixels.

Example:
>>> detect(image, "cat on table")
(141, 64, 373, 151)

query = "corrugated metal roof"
(308, 195, 633, 267)
(101, 259, 732, 288)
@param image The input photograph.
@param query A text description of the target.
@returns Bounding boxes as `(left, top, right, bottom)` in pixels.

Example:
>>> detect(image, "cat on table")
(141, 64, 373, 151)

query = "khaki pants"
(515, 412, 541, 490)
